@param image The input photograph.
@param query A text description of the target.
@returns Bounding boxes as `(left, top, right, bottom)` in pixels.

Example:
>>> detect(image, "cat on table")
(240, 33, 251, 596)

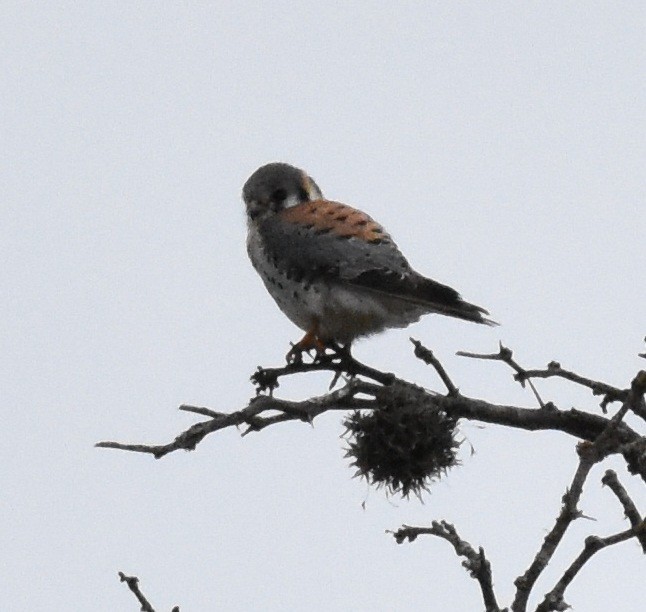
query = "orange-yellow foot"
(286, 330, 330, 364)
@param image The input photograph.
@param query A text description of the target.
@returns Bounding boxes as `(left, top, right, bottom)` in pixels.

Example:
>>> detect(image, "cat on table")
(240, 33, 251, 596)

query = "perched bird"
(243, 162, 495, 360)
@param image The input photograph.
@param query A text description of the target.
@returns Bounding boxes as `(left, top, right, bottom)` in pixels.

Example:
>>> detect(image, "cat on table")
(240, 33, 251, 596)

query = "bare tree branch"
(535, 523, 646, 612)
(118, 572, 162, 612)
(391, 521, 505, 612)
(511, 449, 596, 611)
(457, 343, 547, 407)
(519, 362, 627, 412)
(602, 469, 646, 553)
(512, 389, 637, 612)
(97, 380, 376, 458)
(118, 572, 179, 612)
(410, 337, 459, 396)
(618, 437, 646, 483)
(96, 375, 645, 477)
(96, 352, 646, 486)
(251, 350, 395, 391)
(624, 370, 646, 422)
(102, 342, 644, 611)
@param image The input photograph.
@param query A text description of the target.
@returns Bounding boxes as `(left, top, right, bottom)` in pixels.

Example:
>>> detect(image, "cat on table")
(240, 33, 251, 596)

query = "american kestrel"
(243, 162, 495, 359)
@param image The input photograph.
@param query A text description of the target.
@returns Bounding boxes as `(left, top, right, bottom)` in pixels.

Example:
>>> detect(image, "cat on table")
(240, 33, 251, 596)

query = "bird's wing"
(258, 200, 494, 325)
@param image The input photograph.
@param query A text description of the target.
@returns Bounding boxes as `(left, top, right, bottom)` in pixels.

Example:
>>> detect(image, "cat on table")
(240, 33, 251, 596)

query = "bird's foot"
(286, 331, 329, 364)
(331, 342, 352, 361)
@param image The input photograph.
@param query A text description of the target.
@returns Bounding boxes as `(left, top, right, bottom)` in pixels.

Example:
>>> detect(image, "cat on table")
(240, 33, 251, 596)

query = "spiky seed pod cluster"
(342, 396, 459, 499)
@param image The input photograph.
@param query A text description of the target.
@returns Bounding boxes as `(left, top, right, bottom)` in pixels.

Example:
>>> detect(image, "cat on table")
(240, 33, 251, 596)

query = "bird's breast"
(247, 226, 327, 333)
(246, 226, 424, 344)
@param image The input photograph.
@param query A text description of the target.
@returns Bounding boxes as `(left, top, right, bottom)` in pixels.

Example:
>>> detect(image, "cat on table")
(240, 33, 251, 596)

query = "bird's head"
(242, 162, 323, 220)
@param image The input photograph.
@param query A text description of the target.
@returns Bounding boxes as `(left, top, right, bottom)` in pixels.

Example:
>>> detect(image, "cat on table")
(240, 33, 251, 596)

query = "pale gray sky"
(2, 2, 645, 611)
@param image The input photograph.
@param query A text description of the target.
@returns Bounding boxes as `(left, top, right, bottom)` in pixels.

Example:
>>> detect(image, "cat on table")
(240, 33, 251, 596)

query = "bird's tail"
(350, 269, 498, 326)
(429, 297, 498, 326)
(407, 275, 498, 326)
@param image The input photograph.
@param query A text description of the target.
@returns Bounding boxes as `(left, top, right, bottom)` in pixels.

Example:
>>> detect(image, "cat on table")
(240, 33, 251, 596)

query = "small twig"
(239, 391, 376, 436)
(97, 376, 646, 483)
(457, 343, 546, 407)
(102, 344, 643, 611)
(624, 370, 646, 422)
(251, 350, 395, 392)
(118, 572, 157, 612)
(511, 449, 595, 611)
(512, 392, 634, 611)
(619, 437, 646, 483)
(410, 338, 459, 396)
(96, 346, 646, 487)
(96, 381, 379, 458)
(602, 469, 646, 553)
(179, 405, 225, 419)
(390, 521, 504, 612)
(535, 523, 646, 612)
(519, 361, 628, 413)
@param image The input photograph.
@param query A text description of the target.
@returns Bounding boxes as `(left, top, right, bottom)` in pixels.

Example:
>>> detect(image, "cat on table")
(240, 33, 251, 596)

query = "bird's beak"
(245, 198, 264, 220)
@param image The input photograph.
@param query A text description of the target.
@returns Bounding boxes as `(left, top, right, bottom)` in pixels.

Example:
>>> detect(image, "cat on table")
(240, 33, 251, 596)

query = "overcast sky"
(2, 2, 645, 611)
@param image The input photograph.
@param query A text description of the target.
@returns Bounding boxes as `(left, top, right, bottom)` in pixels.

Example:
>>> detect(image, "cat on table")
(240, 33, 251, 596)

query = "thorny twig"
(96, 346, 646, 482)
(602, 469, 646, 553)
(519, 361, 627, 413)
(385, 345, 645, 612)
(410, 337, 459, 396)
(251, 349, 395, 393)
(100, 342, 644, 612)
(118, 572, 179, 612)
(535, 523, 646, 612)
(97, 379, 378, 458)
(96, 374, 645, 479)
(511, 377, 644, 611)
(457, 343, 546, 407)
(391, 521, 504, 612)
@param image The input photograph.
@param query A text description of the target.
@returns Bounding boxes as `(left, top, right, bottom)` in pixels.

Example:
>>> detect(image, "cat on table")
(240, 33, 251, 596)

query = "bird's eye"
(271, 188, 287, 203)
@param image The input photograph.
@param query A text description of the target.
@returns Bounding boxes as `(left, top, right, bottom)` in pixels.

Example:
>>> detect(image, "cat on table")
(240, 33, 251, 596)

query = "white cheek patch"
(283, 193, 302, 209)
(304, 176, 323, 200)
(308, 185, 322, 200)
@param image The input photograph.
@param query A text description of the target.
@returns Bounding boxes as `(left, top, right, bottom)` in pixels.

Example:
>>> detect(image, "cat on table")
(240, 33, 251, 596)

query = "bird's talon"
(286, 345, 304, 365)
(313, 348, 331, 364)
